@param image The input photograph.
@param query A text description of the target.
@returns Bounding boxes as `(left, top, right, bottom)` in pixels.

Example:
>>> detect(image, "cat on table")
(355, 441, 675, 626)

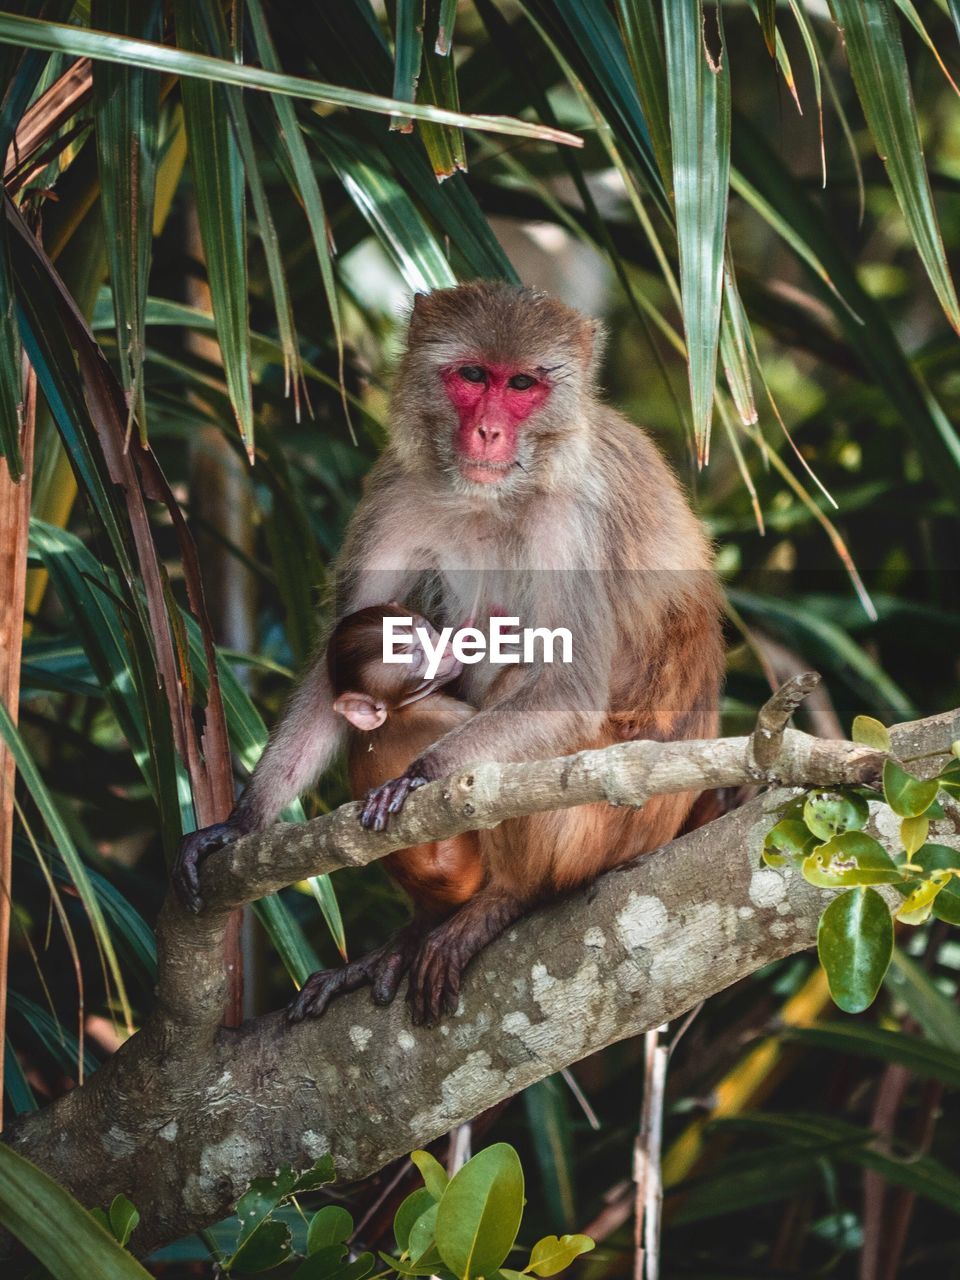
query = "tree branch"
(5, 699, 958, 1256)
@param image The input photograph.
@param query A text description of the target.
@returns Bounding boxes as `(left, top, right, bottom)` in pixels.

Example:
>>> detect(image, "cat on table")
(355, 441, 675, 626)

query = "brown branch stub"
(751, 672, 822, 771)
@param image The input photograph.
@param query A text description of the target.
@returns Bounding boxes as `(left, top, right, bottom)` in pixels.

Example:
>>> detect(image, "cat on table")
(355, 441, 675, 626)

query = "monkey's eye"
(458, 365, 486, 384)
(508, 373, 537, 391)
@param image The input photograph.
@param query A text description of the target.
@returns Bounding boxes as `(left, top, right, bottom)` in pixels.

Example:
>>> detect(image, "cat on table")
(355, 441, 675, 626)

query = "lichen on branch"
(4, 685, 958, 1255)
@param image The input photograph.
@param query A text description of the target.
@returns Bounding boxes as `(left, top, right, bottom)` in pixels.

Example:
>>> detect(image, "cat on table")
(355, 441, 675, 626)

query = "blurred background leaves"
(0, 1, 959, 1276)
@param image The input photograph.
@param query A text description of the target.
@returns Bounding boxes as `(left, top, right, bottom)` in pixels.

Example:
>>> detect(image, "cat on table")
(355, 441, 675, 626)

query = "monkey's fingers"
(359, 776, 411, 830)
(390, 772, 428, 810)
(370, 929, 421, 1006)
(360, 770, 432, 831)
(407, 950, 431, 1027)
(286, 964, 370, 1023)
(407, 930, 464, 1026)
(172, 821, 237, 913)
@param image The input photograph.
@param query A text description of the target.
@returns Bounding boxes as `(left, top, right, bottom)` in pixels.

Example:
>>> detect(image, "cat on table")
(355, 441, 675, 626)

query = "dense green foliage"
(1, 1, 960, 1276)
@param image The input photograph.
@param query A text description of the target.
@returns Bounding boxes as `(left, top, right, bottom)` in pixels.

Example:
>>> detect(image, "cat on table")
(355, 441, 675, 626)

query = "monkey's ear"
(332, 693, 387, 732)
(408, 291, 433, 340)
(576, 316, 605, 374)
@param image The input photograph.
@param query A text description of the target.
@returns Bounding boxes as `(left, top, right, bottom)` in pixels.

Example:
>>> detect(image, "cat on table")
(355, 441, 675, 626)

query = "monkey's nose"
(477, 422, 501, 442)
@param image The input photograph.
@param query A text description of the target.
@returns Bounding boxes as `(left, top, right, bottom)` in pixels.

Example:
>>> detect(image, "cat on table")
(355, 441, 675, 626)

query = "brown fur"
(347, 696, 484, 917)
(329, 606, 485, 919)
(210, 283, 724, 1019)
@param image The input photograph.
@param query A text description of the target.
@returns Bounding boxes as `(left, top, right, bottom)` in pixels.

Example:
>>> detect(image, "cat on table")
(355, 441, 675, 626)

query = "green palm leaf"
(418, 2, 467, 179)
(664, 0, 731, 462)
(92, 0, 160, 437)
(0, 1143, 153, 1279)
(732, 115, 960, 507)
(174, 0, 253, 453)
(0, 11, 580, 145)
(318, 130, 457, 291)
(0, 703, 134, 1029)
(246, 0, 347, 431)
(391, 0, 423, 134)
(614, 0, 671, 190)
(828, 0, 960, 332)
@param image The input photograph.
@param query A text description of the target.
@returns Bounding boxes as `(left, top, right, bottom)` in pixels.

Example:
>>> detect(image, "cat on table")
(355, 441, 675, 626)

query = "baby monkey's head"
(327, 603, 461, 731)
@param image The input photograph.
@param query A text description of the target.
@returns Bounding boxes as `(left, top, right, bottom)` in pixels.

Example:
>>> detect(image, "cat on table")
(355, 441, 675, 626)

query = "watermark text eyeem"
(383, 616, 573, 680)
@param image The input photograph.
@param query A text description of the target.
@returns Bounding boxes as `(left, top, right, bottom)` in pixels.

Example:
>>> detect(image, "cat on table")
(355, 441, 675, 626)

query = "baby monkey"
(287, 604, 484, 1022)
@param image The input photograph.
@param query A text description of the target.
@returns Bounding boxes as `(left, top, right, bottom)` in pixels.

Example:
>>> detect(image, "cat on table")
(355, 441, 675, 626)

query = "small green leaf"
(900, 815, 929, 856)
(435, 1144, 524, 1280)
(395, 1188, 436, 1254)
(340, 1255, 376, 1280)
(295, 1244, 350, 1280)
(934, 891, 960, 927)
(227, 1161, 329, 1270)
(938, 759, 960, 798)
(852, 715, 891, 752)
(883, 759, 940, 817)
(802, 831, 904, 888)
(896, 874, 951, 927)
(294, 1156, 338, 1193)
(295, 1249, 375, 1280)
(307, 1206, 353, 1255)
(230, 1220, 293, 1274)
(233, 1169, 299, 1249)
(818, 887, 893, 1014)
(378, 1253, 439, 1278)
(525, 1234, 596, 1276)
(763, 818, 818, 868)
(913, 844, 960, 926)
(408, 1202, 442, 1270)
(411, 1150, 449, 1201)
(803, 790, 869, 841)
(89, 1207, 111, 1234)
(108, 1194, 140, 1248)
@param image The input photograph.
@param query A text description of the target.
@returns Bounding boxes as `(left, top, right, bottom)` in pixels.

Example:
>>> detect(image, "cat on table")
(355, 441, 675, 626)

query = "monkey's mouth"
(457, 458, 515, 485)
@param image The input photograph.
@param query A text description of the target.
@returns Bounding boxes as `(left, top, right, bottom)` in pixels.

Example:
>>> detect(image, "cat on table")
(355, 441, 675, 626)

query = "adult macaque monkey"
(175, 283, 724, 1024)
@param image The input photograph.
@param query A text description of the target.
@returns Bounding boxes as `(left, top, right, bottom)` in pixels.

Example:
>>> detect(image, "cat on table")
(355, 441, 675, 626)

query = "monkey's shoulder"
(588, 409, 711, 562)
(593, 408, 681, 485)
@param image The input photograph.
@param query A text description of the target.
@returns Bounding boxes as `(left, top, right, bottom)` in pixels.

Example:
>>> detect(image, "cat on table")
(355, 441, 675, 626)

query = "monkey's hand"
(173, 819, 244, 914)
(359, 764, 433, 832)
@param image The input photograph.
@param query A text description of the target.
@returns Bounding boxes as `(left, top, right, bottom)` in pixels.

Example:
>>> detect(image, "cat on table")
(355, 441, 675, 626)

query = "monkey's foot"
(359, 765, 432, 831)
(407, 889, 526, 1026)
(173, 818, 245, 914)
(286, 924, 425, 1023)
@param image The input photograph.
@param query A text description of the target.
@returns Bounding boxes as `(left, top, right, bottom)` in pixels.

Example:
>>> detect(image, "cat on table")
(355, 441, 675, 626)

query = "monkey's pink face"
(442, 362, 551, 485)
